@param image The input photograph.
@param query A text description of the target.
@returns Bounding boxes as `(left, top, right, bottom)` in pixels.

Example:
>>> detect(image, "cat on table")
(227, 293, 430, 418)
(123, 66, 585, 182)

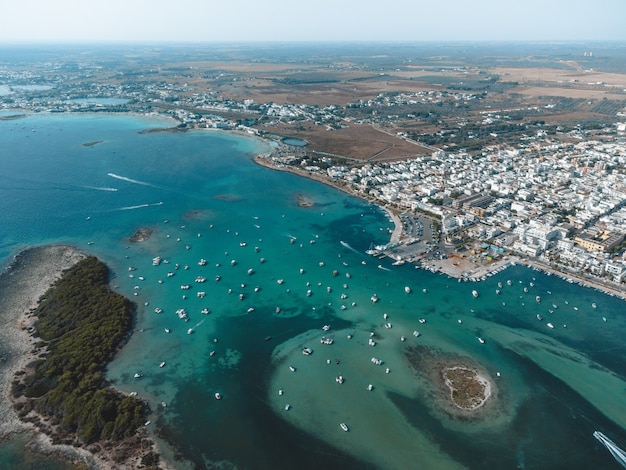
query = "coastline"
(253, 154, 625, 301)
(0, 245, 181, 470)
(0, 245, 93, 462)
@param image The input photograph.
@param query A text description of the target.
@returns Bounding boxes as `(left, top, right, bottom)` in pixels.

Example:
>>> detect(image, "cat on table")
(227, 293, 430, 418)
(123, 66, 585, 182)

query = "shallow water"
(1, 113, 625, 469)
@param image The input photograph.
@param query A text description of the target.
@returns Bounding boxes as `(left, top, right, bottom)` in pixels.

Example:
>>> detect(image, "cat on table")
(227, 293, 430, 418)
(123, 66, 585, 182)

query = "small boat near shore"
(340, 422, 349, 432)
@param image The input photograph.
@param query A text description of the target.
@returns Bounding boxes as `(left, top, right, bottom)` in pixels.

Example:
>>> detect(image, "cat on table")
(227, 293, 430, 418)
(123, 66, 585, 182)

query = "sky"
(1, 0, 625, 43)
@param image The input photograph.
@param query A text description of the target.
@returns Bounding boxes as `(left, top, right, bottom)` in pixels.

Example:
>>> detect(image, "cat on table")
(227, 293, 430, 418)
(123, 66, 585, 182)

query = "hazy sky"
(1, 0, 625, 43)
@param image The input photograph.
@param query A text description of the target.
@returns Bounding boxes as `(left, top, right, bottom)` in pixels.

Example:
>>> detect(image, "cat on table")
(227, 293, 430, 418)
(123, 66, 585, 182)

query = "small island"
(442, 366, 491, 411)
(129, 227, 153, 242)
(406, 345, 496, 419)
(295, 193, 314, 207)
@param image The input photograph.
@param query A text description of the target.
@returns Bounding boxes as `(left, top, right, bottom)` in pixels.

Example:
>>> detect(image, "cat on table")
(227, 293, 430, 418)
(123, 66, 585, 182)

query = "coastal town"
(1, 44, 625, 297)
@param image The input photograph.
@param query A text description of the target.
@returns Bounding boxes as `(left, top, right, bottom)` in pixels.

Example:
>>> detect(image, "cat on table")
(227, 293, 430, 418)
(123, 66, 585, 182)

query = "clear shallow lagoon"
(1, 113, 625, 469)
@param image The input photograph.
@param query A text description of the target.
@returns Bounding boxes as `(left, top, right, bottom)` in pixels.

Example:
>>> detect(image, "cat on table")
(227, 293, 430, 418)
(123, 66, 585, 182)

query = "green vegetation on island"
(12, 256, 146, 445)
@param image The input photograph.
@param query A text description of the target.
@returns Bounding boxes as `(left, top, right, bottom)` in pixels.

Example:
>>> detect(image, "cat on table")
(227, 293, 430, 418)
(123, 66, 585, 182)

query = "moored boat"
(340, 423, 349, 432)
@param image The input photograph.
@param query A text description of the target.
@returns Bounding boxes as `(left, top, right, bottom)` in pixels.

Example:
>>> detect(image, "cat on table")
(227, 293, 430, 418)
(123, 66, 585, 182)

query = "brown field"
(272, 122, 433, 161)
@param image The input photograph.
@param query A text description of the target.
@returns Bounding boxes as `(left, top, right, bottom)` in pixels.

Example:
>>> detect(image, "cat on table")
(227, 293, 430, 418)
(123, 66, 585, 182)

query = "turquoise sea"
(1, 113, 626, 469)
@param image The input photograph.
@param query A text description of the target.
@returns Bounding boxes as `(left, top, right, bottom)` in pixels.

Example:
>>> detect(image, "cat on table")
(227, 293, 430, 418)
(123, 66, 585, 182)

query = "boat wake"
(107, 172, 156, 187)
(594, 431, 626, 468)
(192, 319, 206, 330)
(118, 202, 164, 211)
(339, 240, 361, 255)
(84, 186, 118, 192)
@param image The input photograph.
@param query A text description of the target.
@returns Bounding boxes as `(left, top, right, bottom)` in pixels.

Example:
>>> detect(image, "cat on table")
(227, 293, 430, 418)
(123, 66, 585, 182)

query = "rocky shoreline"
(0, 245, 178, 470)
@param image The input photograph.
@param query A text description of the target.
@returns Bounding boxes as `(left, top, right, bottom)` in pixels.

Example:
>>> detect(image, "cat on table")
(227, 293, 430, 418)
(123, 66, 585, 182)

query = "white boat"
(247, 307, 255, 313)
(366, 384, 373, 391)
(336, 375, 344, 384)
(289, 366, 296, 372)
(405, 286, 411, 294)
(547, 322, 554, 329)
(154, 307, 163, 314)
(340, 423, 349, 432)
(413, 330, 420, 337)
(278, 389, 283, 395)
(284, 404, 290, 410)
(536, 295, 541, 303)
(134, 373, 142, 379)
(322, 324, 331, 331)
(371, 294, 379, 303)
(321, 337, 334, 345)
(215, 392, 222, 400)
(477, 337, 485, 344)
(302, 347, 313, 356)
(472, 290, 479, 298)
(201, 308, 210, 314)
(247, 268, 254, 275)
(187, 328, 194, 334)
(164, 328, 171, 333)
(159, 361, 166, 368)
(152, 256, 161, 266)
(593, 431, 626, 467)
(418, 318, 426, 324)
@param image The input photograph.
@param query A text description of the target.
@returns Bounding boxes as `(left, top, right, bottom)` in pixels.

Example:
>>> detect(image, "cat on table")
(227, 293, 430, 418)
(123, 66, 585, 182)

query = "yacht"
(289, 366, 296, 372)
(340, 423, 349, 432)
(405, 286, 411, 294)
(215, 392, 222, 400)
(371, 294, 379, 303)
(159, 362, 166, 368)
(201, 308, 210, 314)
(477, 337, 485, 344)
(536, 295, 541, 303)
(366, 384, 374, 391)
(302, 347, 313, 356)
(164, 328, 171, 333)
(418, 318, 426, 324)
(187, 328, 194, 334)
(335, 375, 344, 384)
(472, 290, 479, 298)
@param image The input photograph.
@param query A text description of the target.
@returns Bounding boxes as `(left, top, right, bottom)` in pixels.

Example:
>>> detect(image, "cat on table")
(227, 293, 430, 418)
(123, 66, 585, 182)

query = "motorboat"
(159, 361, 166, 368)
(404, 286, 411, 294)
(477, 337, 485, 344)
(336, 375, 344, 384)
(215, 392, 222, 400)
(472, 290, 479, 298)
(340, 423, 349, 432)
(302, 347, 313, 356)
